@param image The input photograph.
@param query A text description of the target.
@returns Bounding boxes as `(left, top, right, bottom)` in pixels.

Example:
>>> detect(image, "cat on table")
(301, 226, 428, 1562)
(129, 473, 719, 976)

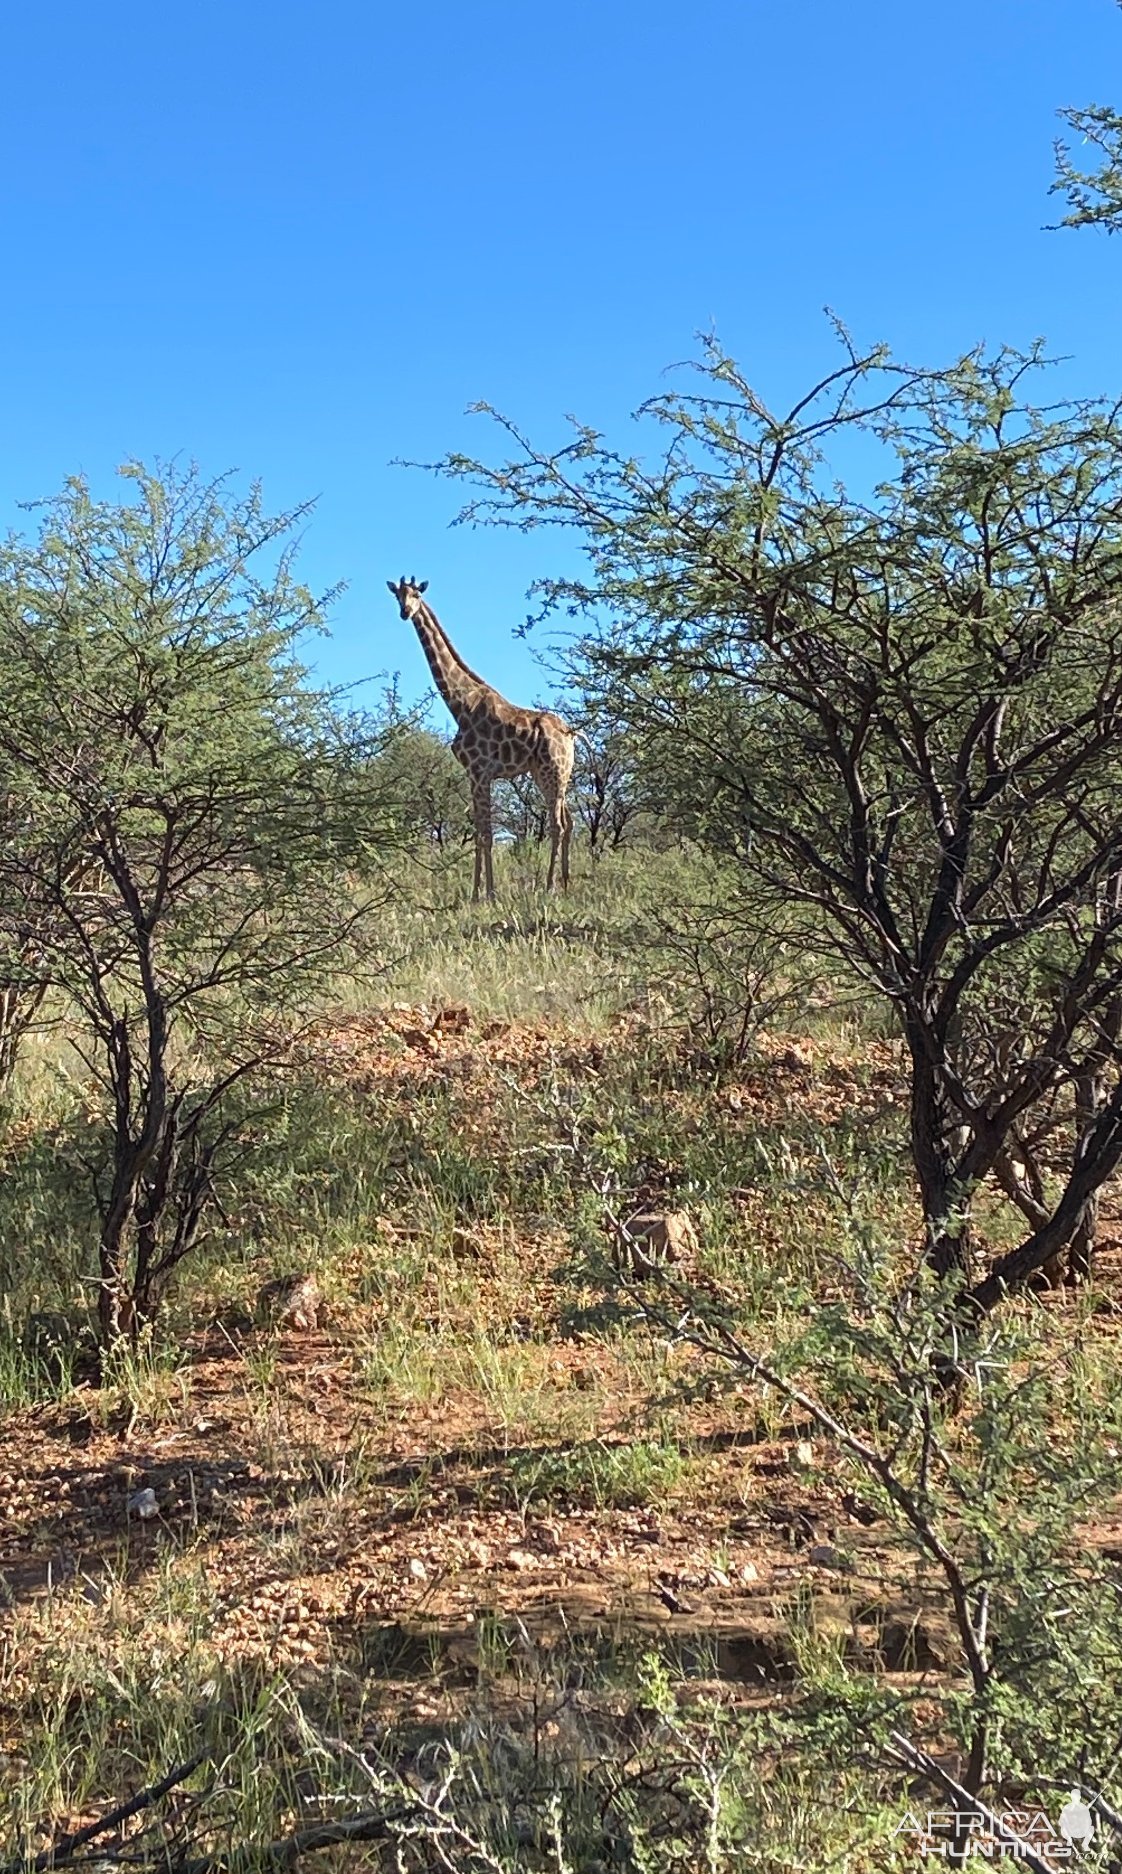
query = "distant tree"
(495, 775, 547, 849)
(434, 339, 1122, 1315)
(571, 719, 643, 854)
(0, 464, 396, 1345)
(375, 717, 471, 848)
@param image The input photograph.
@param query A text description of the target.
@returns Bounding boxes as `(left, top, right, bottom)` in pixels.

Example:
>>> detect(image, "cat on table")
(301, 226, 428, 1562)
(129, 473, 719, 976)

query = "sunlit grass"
(4, 839, 1113, 1872)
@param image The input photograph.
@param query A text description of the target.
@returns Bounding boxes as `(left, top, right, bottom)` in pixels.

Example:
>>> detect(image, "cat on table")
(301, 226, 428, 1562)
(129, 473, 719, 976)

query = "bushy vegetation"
(5, 249, 1122, 1863)
(1, 836, 1121, 1871)
(440, 338, 1122, 1308)
(0, 464, 407, 1345)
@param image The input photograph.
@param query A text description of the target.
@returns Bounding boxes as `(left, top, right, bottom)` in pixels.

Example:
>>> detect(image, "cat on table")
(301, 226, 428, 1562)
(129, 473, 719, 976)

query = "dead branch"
(168, 1806, 407, 1874)
(1, 1753, 208, 1874)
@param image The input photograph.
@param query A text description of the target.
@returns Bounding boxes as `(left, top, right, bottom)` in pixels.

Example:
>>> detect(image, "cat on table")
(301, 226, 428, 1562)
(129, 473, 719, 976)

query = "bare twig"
(170, 1806, 407, 1874)
(887, 1731, 1066, 1874)
(2, 1753, 208, 1874)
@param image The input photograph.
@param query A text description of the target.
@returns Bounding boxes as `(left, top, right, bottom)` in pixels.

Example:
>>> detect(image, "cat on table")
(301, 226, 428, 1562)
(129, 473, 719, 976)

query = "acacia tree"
(497, 775, 548, 849)
(0, 464, 396, 1345)
(571, 717, 644, 854)
(1050, 4, 1122, 233)
(373, 715, 471, 848)
(434, 340, 1122, 1313)
(1053, 105, 1122, 231)
(0, 801, 90, 1089)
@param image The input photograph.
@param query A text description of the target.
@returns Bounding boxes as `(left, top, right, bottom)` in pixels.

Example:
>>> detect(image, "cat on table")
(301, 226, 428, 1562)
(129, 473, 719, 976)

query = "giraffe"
(386, 575, 576, 901)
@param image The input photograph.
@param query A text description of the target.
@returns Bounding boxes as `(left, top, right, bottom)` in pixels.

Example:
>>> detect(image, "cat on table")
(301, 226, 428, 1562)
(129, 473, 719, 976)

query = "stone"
(433, 1004, 471, 1034)
(255, 1273, 323, 1332)
(451, 1227, 485, 1262)
(612, 1208, 699, 1277)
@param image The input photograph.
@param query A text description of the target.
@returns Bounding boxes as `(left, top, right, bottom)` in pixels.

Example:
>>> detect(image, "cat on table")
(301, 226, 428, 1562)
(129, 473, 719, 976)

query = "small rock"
(400, 1027, 440, 1057)
(127, 1487, 159, 1520)
(505, 1548, 537, 1571)
(778, 1045, 813, 1073)
(256, 1273, 322, 1332)
(451, 1227, 485, 1262)
(809, 1543, 840, 1568)
(407, 1558, 428, 1582)
(708, 1567, 731, 1589)
(790, 1440, 815, 1470)
(611, 1208, 699, 1277)
(739, 1560, 760, 1583)
(433, 1004, 471, 1035)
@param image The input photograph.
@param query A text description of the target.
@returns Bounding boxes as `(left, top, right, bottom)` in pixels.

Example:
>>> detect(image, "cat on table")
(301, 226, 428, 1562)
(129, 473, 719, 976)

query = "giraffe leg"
(545, 792, 570, 892)
(544, 790, 558, 891)
(472, 780, 495, 902)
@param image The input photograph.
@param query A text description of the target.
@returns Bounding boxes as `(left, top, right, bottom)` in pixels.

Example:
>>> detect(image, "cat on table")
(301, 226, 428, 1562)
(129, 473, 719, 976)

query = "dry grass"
(1, 849, 1119, 1870)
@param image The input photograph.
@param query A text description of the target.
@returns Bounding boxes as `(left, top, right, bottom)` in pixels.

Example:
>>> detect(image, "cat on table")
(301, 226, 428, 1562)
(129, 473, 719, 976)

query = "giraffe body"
(387, 576, 575, 900)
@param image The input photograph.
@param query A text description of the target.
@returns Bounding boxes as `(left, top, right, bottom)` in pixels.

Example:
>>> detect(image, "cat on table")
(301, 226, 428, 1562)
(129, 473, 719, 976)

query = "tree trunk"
(907, 1015, 973, 1279)
(97, 1256, 137, 1344)
(968, 1074, 1122, 1313)
(1064, 1056, 1112, 1283)
(0, 978, 47, 1092)
(1062, 892, 1122, 1285)
(96, 996, 171, 1347)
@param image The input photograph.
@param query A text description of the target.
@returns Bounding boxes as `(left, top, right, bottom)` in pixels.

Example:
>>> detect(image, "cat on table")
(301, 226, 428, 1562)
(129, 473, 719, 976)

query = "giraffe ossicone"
(386, 576, 576, 901)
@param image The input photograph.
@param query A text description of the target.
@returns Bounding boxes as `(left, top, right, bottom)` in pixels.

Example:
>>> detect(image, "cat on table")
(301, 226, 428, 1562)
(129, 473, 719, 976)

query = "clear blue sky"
(1, 0, 1119, 716)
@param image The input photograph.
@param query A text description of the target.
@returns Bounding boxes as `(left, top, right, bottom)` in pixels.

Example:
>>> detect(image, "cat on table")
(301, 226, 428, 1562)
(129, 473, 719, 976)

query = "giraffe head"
(386, 575, 429, 621)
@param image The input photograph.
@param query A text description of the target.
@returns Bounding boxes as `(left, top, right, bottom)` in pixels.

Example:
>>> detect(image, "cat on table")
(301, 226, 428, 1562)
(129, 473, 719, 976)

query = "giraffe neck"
(410, 601, 494, 722)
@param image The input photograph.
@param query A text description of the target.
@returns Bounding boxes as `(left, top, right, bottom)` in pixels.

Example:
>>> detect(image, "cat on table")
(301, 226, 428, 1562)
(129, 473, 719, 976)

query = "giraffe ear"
(418, 580, 429, 593)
